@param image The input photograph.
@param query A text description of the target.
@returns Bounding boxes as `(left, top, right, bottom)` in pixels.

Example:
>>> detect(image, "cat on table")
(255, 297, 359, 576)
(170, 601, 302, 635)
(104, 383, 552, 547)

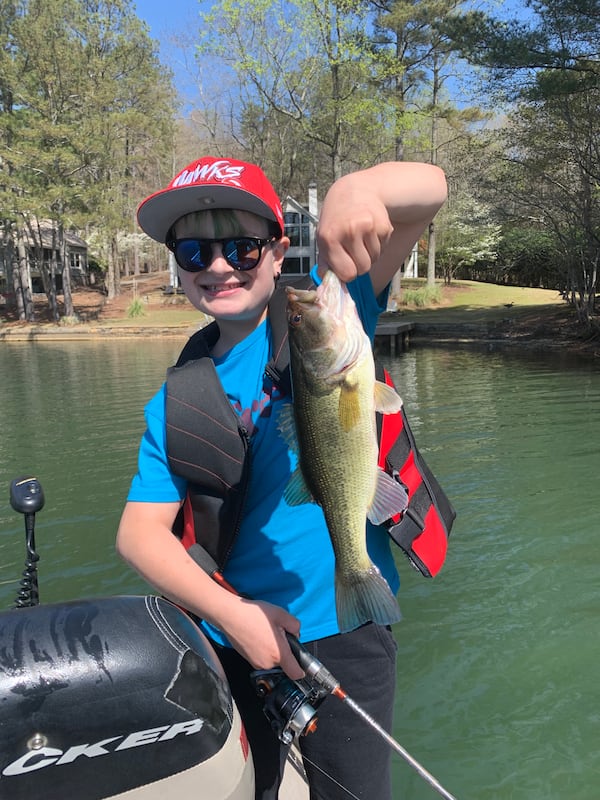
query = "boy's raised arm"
(316, 162, 447, 296)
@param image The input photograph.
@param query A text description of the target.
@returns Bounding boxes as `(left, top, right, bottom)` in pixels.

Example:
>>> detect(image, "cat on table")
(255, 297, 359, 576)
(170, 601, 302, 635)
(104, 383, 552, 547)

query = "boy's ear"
(272, 236, 290, 264)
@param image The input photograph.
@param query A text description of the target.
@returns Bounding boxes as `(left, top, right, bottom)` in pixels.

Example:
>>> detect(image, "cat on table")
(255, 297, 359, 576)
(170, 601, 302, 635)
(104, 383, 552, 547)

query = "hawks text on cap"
(136, 157, 285, 244)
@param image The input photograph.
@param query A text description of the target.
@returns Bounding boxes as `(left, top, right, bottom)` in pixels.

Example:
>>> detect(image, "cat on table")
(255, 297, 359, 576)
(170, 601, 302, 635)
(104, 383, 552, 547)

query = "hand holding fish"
(316, 162, 448, 295)
(317, 178, 394, 282)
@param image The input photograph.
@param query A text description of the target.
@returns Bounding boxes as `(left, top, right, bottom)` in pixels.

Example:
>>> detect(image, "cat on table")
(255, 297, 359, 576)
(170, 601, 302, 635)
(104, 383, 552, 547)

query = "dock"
(374, 319, 414, 355)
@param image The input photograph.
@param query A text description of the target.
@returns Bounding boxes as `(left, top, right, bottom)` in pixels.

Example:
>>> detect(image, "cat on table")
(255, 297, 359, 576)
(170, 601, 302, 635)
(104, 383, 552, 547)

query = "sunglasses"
(166, 236, 275, 273)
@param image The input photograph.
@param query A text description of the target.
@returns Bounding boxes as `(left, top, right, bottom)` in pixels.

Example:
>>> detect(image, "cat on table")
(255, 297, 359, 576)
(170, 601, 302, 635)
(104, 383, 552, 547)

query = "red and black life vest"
(166, 278, 455, 579)
(376, 365, 456, 576)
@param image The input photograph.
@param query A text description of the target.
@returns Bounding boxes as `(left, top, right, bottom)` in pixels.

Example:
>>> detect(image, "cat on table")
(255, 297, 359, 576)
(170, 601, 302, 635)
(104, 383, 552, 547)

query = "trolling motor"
(9, 475, 45, 608)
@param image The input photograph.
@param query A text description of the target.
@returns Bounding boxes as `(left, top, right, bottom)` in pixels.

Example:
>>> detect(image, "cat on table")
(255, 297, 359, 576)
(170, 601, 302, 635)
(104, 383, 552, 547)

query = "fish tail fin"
(335, 566, 402, 633)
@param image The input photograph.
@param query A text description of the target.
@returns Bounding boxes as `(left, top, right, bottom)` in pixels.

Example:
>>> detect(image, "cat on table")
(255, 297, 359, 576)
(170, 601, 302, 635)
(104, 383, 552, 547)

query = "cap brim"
(137, 185, 280, 243)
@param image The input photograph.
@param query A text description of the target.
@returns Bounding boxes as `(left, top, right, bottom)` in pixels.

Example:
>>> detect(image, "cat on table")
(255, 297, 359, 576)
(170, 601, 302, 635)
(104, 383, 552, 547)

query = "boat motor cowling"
(0, 595, 253, 800)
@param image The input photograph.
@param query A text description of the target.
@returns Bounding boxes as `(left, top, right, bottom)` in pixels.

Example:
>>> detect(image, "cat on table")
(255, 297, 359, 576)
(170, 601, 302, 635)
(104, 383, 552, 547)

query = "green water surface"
(0, 340, 598, 800)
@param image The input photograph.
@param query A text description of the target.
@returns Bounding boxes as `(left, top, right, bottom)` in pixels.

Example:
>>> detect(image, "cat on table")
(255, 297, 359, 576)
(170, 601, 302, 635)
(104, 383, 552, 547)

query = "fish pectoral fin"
(338, 382, 361, 431)
(367, 468, 409, 525)
(284, 466, 314, 506)
(373, 380, 403, 414)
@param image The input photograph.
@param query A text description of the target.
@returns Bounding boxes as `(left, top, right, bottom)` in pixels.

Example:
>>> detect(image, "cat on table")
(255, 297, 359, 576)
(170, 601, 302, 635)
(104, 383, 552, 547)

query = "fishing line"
(295, 751, 363, 800)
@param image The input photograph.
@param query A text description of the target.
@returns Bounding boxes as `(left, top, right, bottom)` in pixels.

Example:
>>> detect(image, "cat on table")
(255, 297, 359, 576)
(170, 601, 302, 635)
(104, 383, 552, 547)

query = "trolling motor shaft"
(10, 476, 45, 608)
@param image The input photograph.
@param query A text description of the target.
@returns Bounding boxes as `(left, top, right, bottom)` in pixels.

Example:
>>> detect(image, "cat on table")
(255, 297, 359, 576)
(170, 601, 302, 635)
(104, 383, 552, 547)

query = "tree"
(436, 194, 500, 283)
(496, 226, 563, 288)
(195, 0, 390, 194)
(447, 0, 600, 322)
(0, 0, 175, 319)
(367, 0, 483, 284)
(73, 1, 175, 298)
(368, 0, 439, 160)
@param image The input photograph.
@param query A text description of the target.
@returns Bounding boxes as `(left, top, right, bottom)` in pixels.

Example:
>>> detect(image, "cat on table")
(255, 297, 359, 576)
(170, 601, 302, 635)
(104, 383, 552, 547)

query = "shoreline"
(2, 277, 597, 357)
(0, 323, 193, 341)
(2, 317, 598, 360)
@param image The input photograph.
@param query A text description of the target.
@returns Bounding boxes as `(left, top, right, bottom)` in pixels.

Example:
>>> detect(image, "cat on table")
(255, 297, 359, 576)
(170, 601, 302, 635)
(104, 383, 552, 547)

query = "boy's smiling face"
(172, 209, 288, 327)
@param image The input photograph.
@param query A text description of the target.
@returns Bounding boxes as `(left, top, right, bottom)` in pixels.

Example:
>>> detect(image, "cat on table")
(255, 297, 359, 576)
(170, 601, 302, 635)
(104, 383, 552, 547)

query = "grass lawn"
(394, 279, 566, 325)
(0, 272, 571, 333)
(97, 277, 567, 330)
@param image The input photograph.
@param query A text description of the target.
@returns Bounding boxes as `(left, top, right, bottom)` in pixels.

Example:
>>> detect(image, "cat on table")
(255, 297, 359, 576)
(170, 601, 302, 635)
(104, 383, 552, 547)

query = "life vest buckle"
(387, 507, 425, 548)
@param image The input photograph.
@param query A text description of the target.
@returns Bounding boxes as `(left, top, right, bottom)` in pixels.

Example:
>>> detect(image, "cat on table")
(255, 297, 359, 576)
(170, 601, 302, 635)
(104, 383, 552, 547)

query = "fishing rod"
(284, 632, 458, 800)
(197, 551, 459, 800)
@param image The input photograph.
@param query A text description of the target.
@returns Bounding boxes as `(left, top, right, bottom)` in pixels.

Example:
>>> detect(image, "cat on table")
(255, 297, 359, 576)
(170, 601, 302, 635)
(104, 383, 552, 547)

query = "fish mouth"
(286, 271, 368, 381)
(286, 270, 348, 316)
(286, 286, 318, 306)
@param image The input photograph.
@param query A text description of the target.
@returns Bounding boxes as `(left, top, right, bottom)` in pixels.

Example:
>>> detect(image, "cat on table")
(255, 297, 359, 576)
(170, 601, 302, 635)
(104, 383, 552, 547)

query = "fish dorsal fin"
(373, 380, 403, 415)
(367, 468, 409, 525)
(338, 380, 361, 431)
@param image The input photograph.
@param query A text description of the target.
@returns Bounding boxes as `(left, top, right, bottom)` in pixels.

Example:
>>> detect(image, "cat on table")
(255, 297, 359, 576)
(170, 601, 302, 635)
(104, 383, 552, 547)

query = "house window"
(283, 209, 315, 275)
(282, 256, 312, 275)
(284, 212, 311, 248)
(70, 251, 84, 270)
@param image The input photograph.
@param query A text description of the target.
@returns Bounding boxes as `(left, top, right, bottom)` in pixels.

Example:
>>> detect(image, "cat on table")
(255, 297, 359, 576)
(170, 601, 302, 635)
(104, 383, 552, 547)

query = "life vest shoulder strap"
(166, 322, 250, 570)
(264, 275, 314, 395)
(166, 275, 314, 571)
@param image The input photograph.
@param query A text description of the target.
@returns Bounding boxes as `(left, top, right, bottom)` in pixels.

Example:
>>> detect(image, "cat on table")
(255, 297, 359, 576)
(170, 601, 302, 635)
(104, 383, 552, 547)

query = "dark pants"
(212, 623, 397, 800)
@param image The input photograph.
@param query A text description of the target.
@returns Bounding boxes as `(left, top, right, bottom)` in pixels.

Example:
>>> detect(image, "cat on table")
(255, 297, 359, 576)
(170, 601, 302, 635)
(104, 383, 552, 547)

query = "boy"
(117, 156, 447, 799)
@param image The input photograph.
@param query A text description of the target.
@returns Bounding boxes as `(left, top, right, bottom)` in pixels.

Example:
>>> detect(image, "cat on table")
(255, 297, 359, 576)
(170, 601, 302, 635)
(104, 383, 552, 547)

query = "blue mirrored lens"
(173, 238, 266, 272)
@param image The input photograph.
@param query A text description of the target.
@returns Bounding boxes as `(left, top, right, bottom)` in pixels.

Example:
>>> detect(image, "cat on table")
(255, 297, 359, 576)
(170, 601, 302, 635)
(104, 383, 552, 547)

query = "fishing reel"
(250, 668, 329, 745)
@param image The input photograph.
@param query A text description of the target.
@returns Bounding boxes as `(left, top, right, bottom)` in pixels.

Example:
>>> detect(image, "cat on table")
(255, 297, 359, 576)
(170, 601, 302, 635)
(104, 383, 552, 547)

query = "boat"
(0, 476, 310, 800)
(1, 476, 458, 800)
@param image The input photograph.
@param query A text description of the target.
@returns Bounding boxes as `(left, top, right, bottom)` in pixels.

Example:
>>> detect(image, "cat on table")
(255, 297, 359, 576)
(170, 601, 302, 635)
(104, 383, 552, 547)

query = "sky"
(132, 0, 532, 113)
(134, 0, 199, 43)
(133, 0, 203, 103)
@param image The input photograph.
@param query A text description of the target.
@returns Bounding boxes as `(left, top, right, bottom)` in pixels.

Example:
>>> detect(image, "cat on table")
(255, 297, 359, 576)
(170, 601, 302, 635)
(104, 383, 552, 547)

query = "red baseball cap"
(136, 157, 285, 243)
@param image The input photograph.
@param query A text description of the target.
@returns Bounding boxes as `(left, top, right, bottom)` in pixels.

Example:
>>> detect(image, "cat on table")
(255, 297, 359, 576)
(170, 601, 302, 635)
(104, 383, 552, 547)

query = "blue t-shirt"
(127, 268, 399, 645)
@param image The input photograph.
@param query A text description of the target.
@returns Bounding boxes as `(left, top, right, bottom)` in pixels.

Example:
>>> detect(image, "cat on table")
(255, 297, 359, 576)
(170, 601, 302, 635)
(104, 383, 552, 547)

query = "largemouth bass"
(280, 270, 408, 633)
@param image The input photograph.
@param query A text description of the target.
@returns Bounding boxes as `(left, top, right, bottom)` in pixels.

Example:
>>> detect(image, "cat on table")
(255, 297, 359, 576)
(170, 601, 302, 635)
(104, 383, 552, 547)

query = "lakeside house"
(282, 191, 319, 277)
(0, 221, 89, 296)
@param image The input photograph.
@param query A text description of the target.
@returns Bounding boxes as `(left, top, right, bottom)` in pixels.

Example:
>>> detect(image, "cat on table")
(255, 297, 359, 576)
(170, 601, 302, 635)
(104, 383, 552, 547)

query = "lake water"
(0, 338, 598, 800)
